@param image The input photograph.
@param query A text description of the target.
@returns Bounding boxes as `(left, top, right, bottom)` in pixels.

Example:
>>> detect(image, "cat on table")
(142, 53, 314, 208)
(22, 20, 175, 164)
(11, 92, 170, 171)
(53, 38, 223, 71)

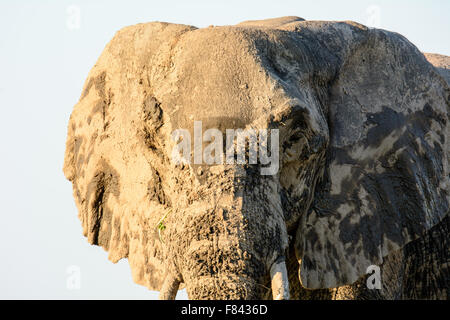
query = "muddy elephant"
(63, 17, 450, 299)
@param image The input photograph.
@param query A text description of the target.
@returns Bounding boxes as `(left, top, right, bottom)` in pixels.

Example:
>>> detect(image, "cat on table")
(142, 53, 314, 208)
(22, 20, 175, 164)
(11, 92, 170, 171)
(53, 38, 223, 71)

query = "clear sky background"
(0, 0, 448, 299)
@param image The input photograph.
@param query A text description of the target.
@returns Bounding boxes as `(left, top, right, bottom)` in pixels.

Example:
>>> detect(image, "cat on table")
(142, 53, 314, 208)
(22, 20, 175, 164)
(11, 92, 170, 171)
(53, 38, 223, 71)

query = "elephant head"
(63, 17, 449, 299)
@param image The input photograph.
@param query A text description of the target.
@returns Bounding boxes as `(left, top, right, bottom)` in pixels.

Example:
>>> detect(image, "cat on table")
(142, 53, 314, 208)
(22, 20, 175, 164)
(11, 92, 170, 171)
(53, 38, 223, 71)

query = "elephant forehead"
(151, 26, 327, 133)
(158, 29, 268, 131)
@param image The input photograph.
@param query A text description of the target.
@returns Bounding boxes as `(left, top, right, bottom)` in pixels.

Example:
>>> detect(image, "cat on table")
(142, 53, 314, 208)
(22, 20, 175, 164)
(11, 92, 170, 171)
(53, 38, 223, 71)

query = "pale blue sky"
(0, 0, 448, 299)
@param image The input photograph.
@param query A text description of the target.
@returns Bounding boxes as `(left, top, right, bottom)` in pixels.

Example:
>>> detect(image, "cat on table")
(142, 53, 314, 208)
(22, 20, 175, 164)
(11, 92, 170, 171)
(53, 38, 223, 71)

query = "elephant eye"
(283, 130, 304, 151)
(288, 131, 302, 143)
(282, 131, 309, 162)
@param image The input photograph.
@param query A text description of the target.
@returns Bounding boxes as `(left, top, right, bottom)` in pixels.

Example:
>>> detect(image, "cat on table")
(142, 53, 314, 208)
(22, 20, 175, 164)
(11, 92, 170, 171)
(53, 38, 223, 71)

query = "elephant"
(63, 16, 450, 299)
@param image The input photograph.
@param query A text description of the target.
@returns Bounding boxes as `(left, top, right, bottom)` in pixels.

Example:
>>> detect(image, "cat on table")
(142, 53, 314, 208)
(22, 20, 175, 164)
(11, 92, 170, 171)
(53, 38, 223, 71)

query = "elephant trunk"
(170, 166, 290, 299)
(183, 262, 291, 300)
(186, 275, 267, 299)
(181, 233, 271, 299)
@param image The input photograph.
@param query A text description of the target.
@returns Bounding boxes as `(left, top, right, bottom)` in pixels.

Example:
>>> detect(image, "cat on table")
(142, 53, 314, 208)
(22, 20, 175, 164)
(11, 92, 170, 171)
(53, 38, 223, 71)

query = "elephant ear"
(296, 28, 450, 289)
(63, 22, 195, 290)
(424, 53, 450, 84)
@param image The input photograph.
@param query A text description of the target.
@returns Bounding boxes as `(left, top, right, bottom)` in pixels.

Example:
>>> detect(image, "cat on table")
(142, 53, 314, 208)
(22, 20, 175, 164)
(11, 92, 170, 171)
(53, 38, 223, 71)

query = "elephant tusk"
(270, 259, 290, 300)
(159, 275, 180, 300)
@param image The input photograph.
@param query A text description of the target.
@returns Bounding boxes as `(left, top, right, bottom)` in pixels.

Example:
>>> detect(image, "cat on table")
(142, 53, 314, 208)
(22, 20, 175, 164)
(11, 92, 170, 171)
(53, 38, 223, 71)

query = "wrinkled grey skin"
(64, 17, 449, 299)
